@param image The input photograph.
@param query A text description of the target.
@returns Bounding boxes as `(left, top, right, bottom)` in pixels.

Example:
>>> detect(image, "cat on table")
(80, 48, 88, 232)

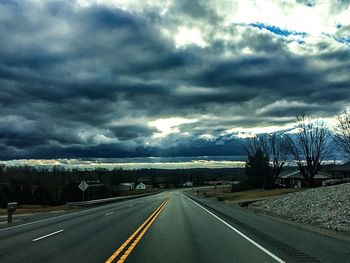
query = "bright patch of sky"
(230, 1, 347, 35)
(199, 134, 215, 140)
(77, 0, 350, 49)
(225, 124, 295, 138)
(175, 26, 207, 48)
(149, 117, 198, 138)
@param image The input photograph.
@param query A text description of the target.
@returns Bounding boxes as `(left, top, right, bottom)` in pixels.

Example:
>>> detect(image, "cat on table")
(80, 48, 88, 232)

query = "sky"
(0, 0, 350, 160)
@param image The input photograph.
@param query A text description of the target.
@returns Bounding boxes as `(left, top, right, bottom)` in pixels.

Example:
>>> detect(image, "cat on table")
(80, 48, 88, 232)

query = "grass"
(197, 186, 305, 203)
(0, 205, 68, 216)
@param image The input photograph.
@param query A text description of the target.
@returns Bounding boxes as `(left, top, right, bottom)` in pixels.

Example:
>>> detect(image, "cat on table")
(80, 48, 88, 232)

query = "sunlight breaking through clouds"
(175, 26, 207, 48)
(149, 117, 198, 138)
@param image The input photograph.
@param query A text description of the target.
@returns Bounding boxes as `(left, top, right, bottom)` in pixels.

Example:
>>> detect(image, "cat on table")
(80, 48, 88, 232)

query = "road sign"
(78, 181, 89, 192)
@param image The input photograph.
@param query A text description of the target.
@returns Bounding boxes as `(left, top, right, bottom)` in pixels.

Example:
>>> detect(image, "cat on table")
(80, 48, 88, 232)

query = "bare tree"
(243, 133, 288, 187)
(334, 110, 350, 158)
(284, 113, 332, 187)
(268, 133, 288, 183)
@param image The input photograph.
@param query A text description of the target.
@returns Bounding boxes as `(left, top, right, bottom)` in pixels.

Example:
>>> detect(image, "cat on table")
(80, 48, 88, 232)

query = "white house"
(183, 181, 193, 187)
(277, 170, 332, 188)
(136, 183, 146, 190)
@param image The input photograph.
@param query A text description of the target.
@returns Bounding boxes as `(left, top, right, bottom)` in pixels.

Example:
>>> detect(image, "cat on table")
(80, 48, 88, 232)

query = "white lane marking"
(0, 195, 156, 233)
(105, 212, 114, 216)
(186, 196, 285, 263)
(0, 209, 100, 233)
(32, 229, 64, 242)
(129, 205, 134, 207)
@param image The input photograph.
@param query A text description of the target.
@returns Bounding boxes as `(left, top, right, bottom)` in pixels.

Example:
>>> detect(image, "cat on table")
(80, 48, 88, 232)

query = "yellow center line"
(105, 199, 169, 263)
(117, 199, 169, 263)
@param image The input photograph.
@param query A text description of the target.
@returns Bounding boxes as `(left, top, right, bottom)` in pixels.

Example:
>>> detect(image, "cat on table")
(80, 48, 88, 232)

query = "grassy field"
(196, 186, 305, 203)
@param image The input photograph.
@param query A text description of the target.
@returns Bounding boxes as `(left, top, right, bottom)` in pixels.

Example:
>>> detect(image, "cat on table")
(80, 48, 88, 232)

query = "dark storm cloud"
(109, 124, 157, 141)
(0, 0, 349, 159)
(155, 136, 244, 157)
(170, 0, 220, 24)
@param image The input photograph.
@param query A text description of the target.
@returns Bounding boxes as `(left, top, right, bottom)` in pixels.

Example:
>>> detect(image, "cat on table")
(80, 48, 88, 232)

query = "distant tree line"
(244, 112, 350, 189)
(0, 166, 243, 207)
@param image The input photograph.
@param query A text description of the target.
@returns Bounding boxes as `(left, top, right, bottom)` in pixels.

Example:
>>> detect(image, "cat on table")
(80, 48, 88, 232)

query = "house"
(136, 183, 146, 190)
(324, 162, 350, 185)
(183, 181, 193, 187)
(277, 170, 332, 188)
(326, 161, 350, 179)
(118, 183, 135, 191)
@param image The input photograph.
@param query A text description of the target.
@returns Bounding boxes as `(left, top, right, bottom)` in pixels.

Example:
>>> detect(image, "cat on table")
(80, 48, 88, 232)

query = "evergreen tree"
(245, 149, 272, 189)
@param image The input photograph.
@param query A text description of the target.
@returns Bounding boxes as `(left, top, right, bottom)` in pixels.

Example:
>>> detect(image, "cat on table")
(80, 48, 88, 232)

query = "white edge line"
(105, 212, 114, 216)
(186, 196, 285, 263)
(32, 229, 64, 242)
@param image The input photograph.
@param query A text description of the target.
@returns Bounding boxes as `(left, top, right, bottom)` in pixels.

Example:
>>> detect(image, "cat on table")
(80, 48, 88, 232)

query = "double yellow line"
(105, 198, 170, 263)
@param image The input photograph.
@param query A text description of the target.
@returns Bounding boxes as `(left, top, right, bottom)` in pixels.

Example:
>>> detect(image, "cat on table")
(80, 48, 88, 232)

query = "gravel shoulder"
(249, 183, 350, 234)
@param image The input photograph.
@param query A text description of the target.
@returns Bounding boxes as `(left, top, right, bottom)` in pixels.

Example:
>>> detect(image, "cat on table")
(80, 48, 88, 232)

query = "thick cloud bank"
(0, 0, 349, 159)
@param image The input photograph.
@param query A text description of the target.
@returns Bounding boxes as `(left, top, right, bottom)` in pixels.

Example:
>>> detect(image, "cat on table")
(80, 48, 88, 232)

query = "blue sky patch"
(322, 32, 350, 45)
(250, 23, 307, 37)
(335, 36, 350, 45)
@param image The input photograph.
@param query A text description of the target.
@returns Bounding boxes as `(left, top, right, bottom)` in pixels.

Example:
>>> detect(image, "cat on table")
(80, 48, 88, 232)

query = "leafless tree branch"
(334, 110, 350, 158)
(284, 113, 332, 187)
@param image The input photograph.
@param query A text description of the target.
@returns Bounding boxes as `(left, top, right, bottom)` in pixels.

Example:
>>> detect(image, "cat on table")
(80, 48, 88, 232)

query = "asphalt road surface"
(0, 190, 349, 263)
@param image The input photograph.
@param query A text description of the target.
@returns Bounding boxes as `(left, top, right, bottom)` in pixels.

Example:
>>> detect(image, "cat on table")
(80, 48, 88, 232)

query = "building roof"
(327, 161, 350, 172)
(120, 182, 134, 186)
(279, 170, 332, 179)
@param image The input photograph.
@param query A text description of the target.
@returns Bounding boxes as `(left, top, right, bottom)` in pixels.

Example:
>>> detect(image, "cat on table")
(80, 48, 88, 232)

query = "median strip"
(105, 199, 169, 263)
(32, 229, 64, 242)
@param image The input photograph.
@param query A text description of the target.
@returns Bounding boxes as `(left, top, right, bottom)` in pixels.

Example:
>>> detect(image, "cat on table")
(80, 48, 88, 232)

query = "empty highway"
(0, 190, 349, 262)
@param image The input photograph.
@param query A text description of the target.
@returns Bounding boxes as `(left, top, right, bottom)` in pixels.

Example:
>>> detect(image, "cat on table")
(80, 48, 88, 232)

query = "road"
(0, 190, 349, 262)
